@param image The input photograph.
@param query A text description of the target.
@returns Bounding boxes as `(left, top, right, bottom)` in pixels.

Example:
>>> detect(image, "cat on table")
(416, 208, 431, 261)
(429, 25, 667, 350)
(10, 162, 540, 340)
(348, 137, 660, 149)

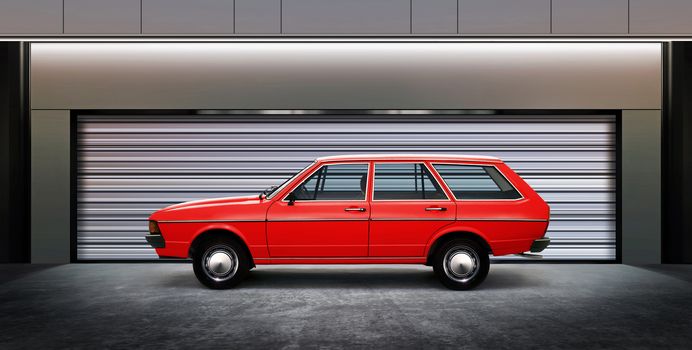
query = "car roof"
(316, 154, 502, 163)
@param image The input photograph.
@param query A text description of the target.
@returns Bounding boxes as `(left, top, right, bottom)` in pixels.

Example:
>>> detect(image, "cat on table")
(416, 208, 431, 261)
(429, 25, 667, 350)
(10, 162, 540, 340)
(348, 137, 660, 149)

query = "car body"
(147, 154, 550, 289)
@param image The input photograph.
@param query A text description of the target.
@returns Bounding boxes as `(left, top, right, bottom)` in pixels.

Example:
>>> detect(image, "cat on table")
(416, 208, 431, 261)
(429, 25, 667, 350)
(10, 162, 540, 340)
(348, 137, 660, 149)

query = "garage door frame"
(69, 109, 623, 263)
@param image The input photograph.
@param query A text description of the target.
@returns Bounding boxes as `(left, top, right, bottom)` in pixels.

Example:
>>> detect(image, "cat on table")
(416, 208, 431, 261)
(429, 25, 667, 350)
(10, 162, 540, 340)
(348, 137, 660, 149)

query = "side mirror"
(286, 192, 296, 206)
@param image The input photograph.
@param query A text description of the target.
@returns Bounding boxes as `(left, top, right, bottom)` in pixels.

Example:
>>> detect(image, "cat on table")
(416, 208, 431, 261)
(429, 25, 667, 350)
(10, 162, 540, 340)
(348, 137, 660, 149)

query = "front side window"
(373, 163, 447, 200)
(290, 163, 368, 201)
(265, 162, 315, 199)
(433, 164, 521, 200)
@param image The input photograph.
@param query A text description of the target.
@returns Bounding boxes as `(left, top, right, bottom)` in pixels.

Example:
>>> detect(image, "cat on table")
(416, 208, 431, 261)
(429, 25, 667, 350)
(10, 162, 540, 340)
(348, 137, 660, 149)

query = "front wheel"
(193, 238, 249, 289)
(433, 238, 489, 290)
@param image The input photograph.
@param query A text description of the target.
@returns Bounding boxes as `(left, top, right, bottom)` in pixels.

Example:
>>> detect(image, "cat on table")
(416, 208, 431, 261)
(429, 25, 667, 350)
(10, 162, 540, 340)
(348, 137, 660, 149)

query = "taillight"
(149, 221, 161, 235)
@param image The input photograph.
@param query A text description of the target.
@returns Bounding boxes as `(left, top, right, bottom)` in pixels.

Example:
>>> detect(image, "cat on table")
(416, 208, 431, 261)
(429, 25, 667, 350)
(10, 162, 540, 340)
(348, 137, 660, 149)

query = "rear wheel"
(433, 238, 489, 290)
(193, 238, 249, 289)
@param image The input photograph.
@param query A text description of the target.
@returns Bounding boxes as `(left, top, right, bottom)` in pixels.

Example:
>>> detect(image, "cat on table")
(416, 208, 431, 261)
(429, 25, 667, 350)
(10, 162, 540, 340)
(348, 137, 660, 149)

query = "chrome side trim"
(158, 218, 546, 223)
(369, 199, 451, 202)
(460, 218, 548, 222)
(371, 218, 454, 221)
(268, 218, 368, 222)
(283, 199, 370, 203)
(157, 219, 265, 223)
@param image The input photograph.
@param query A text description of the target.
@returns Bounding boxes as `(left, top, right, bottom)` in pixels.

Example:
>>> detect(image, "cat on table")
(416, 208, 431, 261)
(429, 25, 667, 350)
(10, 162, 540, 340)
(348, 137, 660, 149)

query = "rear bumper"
(530, 237, 550, 253)
(145, 234, 165, 248)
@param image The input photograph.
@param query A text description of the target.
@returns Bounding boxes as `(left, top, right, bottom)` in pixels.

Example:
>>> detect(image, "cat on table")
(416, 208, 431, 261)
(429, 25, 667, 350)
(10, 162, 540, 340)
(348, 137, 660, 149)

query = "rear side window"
(433, 164, 521, 200)
(374, 163, 447, 200)
(291, 163, 368, 200)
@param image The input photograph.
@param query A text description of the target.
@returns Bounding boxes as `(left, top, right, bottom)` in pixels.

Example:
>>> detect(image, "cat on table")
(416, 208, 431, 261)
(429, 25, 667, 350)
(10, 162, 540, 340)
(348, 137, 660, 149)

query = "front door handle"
(344, 207, 366, 212)
(425, 207, 447, 211)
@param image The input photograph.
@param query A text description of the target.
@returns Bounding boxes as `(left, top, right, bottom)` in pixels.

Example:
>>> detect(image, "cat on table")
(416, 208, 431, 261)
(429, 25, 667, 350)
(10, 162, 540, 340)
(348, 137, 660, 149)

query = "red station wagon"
(147, 154, 550, 290)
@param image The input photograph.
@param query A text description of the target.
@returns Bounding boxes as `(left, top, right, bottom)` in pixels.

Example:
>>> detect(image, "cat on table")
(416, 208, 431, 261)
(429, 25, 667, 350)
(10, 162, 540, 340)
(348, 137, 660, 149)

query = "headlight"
(149, 221, 161, 235)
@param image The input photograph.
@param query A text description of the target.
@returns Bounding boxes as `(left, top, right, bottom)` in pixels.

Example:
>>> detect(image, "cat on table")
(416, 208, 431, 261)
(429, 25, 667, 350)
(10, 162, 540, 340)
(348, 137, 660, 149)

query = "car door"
(266, 162, 371, 257)
(369, 162, 456, 257)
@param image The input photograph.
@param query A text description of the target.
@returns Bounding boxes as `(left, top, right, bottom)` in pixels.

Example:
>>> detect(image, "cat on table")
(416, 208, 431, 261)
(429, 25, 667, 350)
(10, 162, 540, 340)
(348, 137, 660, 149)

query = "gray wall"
(1, 0, 692, 36)
(31, 110, 71, 263)
(30, 42, 661, 110)
(459, 0, 551, 34)
(0, 0, 62, 34)
(630, 0, 692, 34)
(282, 0, 410, 34)
(64, 0, 141, 34)
(552, 0, 629, 34)
(621, 110, 661, 264)
(142, 0, 235, 34)
(235, 0, 280, 34)
(27, 42, 663, 263)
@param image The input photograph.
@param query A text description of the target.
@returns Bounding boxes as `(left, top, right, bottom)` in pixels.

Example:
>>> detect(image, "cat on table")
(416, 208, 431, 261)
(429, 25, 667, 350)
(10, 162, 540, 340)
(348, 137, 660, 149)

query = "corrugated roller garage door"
(77, 113, 617, 261)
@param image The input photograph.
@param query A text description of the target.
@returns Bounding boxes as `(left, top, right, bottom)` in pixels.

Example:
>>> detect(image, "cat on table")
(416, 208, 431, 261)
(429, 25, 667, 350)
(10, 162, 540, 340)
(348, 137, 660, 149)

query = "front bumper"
(145, 234, 165, 248)
(530, 237, 550, 253)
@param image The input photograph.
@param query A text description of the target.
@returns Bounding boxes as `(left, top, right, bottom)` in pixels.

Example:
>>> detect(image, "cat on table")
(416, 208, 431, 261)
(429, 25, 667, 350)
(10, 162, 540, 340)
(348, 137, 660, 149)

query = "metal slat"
(76, 114, 617, 260)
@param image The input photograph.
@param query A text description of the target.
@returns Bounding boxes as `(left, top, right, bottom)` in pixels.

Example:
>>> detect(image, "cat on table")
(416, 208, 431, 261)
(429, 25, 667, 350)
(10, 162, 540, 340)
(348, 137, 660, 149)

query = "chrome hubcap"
(208, 252, 232, 275)
(202, 245, 238, 282)
(443, 247, 479, 283)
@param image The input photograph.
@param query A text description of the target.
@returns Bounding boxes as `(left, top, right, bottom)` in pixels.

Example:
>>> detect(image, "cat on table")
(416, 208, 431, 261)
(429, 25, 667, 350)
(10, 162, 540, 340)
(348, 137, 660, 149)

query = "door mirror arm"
(286, 192, 296, 206)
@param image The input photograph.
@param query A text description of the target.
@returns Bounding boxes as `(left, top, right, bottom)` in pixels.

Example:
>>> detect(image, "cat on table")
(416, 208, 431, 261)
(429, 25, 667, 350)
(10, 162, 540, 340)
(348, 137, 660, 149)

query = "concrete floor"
(1, 264, 691, 349)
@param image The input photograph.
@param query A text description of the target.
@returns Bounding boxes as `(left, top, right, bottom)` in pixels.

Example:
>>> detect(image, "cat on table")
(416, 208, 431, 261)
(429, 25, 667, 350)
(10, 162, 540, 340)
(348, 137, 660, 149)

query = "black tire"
(192, 237, 250, 289)
(433, 238, 489, 290)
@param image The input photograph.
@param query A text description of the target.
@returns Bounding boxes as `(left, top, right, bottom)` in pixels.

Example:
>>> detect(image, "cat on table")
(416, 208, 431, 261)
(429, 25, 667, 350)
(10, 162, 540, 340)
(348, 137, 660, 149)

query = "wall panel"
(281, 0, 411, 34)
(412, 0, 458, 34)
(552, 0, 628, 34)
(630, 0, 692, 34)
(31, 110, 71, 263)
(235, 0, 281, 34)
(621, 110, 661, 264)
(142, 0, 234, 34)
(0, 0, 63, 34)
(64, 0, 141, 34)
(30, 42, 662, 110)
(459, 0, 550, 34)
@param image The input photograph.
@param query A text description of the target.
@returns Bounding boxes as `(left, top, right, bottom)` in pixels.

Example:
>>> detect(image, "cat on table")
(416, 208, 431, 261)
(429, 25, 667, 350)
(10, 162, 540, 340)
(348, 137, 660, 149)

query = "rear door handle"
(344, 207, 366, 212)
(425, 207, 447, 211)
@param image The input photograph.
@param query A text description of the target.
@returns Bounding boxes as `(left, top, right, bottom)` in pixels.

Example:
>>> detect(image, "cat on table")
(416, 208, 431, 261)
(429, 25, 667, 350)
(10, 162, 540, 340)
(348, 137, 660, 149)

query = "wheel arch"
(189, 228, 255, 268)
(425, 230, 493, 266)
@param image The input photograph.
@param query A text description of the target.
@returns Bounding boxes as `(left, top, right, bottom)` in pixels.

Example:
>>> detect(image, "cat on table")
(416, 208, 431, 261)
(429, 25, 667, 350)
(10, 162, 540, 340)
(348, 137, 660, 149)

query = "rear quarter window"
(433, 164, 522, 200)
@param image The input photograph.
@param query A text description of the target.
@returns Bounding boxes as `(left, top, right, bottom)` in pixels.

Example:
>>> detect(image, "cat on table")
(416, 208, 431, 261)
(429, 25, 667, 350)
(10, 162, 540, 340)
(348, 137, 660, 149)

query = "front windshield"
(264, 162, 315, 199)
